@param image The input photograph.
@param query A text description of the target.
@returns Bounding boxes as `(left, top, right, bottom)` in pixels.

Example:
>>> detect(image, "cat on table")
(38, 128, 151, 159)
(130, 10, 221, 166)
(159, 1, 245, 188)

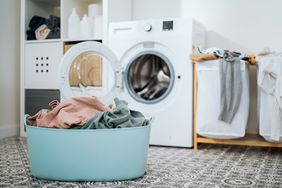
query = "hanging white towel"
(258, 55, 282, 141)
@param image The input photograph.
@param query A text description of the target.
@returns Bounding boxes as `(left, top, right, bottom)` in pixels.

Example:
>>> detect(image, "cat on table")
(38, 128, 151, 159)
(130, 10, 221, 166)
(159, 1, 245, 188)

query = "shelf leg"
(192, 61, 198, 151)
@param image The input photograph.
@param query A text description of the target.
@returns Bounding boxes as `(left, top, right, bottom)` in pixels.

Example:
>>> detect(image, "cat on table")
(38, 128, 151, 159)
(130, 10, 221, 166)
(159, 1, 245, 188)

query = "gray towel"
(218, 51, 242, 123)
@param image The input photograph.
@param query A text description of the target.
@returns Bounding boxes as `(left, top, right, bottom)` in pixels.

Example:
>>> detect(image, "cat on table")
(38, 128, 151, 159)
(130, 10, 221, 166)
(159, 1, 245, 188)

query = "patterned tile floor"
(0, 137, 282, 188)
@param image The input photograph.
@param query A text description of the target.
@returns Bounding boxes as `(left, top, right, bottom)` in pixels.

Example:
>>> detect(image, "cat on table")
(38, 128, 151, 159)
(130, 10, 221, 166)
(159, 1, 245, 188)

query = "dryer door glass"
(60, 41, 121, 104)
(126, 53, 174, 104)
(69, 51, 116, 100)
(69, 51, 103, 87)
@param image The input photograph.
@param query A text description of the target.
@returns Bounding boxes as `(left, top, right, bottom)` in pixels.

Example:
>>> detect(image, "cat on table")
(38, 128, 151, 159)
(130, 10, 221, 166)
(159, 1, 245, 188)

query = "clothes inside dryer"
(127, 54, 174, 103)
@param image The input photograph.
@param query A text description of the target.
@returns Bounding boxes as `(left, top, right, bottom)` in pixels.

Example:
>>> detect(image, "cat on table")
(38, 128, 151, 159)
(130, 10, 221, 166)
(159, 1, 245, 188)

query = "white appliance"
(59, 18, 206, 147)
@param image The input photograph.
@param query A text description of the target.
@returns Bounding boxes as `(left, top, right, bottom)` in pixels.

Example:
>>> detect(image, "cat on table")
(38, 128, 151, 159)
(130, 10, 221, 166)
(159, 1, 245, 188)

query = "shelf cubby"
(25, 0, 61, 40)
(61, 0, 102, 41)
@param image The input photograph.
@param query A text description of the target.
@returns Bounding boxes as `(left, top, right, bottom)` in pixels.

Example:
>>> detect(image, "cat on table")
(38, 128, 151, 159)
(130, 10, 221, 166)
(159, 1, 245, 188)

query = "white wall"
(181, 0, 282, 53)
(0, 0, 20, 138)
(181, 0, 282, 133)
(132, 0, 181, 20)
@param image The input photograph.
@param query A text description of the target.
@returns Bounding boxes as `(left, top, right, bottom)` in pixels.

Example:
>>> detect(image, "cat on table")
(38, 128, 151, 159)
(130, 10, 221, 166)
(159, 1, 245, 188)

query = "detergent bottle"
(68, 8, 80, 39)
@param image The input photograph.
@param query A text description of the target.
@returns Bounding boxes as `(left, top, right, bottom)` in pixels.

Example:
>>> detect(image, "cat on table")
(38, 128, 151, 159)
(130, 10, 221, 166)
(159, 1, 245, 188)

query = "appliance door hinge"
(115, 68, 123, 89)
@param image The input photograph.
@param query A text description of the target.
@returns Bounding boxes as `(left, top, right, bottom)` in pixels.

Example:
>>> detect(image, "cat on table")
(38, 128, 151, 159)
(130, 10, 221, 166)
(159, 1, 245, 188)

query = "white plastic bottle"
(88, 3, 102, 38)
(80, 14, 91, 38)
(68, 8, 80, 39)
(93, 16, 103, 39)
(88, 3, 102, 17)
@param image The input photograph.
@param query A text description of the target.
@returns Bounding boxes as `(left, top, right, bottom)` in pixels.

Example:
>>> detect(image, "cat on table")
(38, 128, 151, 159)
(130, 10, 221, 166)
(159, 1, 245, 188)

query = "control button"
(144, 23, 152, 32)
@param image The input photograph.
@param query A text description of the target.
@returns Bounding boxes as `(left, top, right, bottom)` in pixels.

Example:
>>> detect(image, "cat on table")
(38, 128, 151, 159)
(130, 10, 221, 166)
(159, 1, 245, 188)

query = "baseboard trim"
(0, 125, 20, 139)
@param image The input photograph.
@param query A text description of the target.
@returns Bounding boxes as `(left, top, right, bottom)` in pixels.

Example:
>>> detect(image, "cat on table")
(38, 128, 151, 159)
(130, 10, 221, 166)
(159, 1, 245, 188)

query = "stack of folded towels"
(26, 15, 60, 40)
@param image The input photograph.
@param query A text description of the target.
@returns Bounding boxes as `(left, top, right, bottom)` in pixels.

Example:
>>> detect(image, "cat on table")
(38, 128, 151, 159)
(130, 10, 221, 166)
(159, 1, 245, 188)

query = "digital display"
(163, 21, 173, 31)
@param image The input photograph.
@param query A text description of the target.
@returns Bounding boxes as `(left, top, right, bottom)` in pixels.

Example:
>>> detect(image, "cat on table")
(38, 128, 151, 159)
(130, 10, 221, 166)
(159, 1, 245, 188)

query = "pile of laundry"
(26, 97, 149, 129)
(26, 15, 60, 40)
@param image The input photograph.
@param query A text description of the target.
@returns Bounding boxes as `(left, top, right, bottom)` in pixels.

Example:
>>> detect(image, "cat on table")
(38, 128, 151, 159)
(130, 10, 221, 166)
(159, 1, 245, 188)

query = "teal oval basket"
(25, 118, 152, 181)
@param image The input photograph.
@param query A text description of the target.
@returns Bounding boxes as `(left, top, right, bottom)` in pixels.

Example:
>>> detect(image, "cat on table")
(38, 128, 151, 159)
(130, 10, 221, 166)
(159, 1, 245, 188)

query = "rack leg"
(193, 62, 198, 151)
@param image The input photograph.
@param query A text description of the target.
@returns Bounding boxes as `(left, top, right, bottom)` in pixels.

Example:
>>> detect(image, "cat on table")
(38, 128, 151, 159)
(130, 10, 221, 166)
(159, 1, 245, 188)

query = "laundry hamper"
(24, 117, 152, 181)
(196, 60, 250, 139)
(257, 60, 282, 142)
(257, 89, 282, 142)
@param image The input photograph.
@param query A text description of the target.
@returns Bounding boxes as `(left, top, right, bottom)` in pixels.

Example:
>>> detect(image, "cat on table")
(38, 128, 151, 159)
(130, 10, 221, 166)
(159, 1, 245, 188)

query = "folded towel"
(46, 15, 60, 29)
(35, 24, 51, 40)
(26, 15, 46, 40)
(47, 27, 60, 39)
(26, 15, 60, 40)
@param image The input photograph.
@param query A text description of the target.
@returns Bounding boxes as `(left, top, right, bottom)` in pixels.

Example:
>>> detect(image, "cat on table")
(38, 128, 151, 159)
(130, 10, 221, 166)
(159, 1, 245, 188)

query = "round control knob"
(144, 23, 152, 32)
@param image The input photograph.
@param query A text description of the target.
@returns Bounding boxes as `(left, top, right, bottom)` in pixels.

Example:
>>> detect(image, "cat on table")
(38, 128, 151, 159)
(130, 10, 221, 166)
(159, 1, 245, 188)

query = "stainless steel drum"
(126, 53, 174, 104)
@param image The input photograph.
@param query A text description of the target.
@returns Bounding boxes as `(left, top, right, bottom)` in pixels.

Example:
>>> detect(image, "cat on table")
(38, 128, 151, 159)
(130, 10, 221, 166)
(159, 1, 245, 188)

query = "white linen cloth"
(258, 55, 282, 141)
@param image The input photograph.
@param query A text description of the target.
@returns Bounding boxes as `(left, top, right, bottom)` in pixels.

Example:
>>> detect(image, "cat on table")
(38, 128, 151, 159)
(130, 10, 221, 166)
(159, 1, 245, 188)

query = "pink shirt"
(27, 96, 107, 128)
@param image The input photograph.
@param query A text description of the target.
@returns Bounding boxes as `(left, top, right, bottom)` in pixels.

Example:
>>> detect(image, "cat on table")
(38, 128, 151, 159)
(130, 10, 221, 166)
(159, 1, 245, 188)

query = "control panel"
(162, 21, 173, 31)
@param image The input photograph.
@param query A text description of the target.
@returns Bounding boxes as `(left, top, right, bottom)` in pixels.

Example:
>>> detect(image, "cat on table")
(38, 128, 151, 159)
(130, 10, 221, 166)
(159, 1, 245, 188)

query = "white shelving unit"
(20, 0, 132, 136)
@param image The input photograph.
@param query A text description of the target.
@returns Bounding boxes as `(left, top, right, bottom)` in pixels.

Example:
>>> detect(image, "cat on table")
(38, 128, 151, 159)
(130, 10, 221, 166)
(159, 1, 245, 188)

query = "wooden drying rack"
(191, 54, 282, 150)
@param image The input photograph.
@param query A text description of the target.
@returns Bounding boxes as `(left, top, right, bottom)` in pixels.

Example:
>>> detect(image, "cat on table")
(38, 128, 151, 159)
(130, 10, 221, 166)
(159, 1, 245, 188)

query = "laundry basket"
(257, 57, 282, 142)
(25, 117, 152, 181)
(257, 89, 282, 142)
(196, 60, 250, 139)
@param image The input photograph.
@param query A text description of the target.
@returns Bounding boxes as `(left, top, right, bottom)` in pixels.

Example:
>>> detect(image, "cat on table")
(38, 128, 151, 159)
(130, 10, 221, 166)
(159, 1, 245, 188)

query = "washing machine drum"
(125, 53, 173, 104)
(59, 41, 174, 104)
(59, 41, 122, 104)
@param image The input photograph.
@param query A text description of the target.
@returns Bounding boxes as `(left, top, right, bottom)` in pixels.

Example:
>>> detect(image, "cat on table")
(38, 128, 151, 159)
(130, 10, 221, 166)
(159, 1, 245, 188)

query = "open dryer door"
(59, 41, 122, 104)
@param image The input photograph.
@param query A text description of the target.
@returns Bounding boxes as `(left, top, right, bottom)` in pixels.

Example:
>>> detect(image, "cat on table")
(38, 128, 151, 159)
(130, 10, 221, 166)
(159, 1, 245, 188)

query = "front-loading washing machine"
(59, 18, 206, 147)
